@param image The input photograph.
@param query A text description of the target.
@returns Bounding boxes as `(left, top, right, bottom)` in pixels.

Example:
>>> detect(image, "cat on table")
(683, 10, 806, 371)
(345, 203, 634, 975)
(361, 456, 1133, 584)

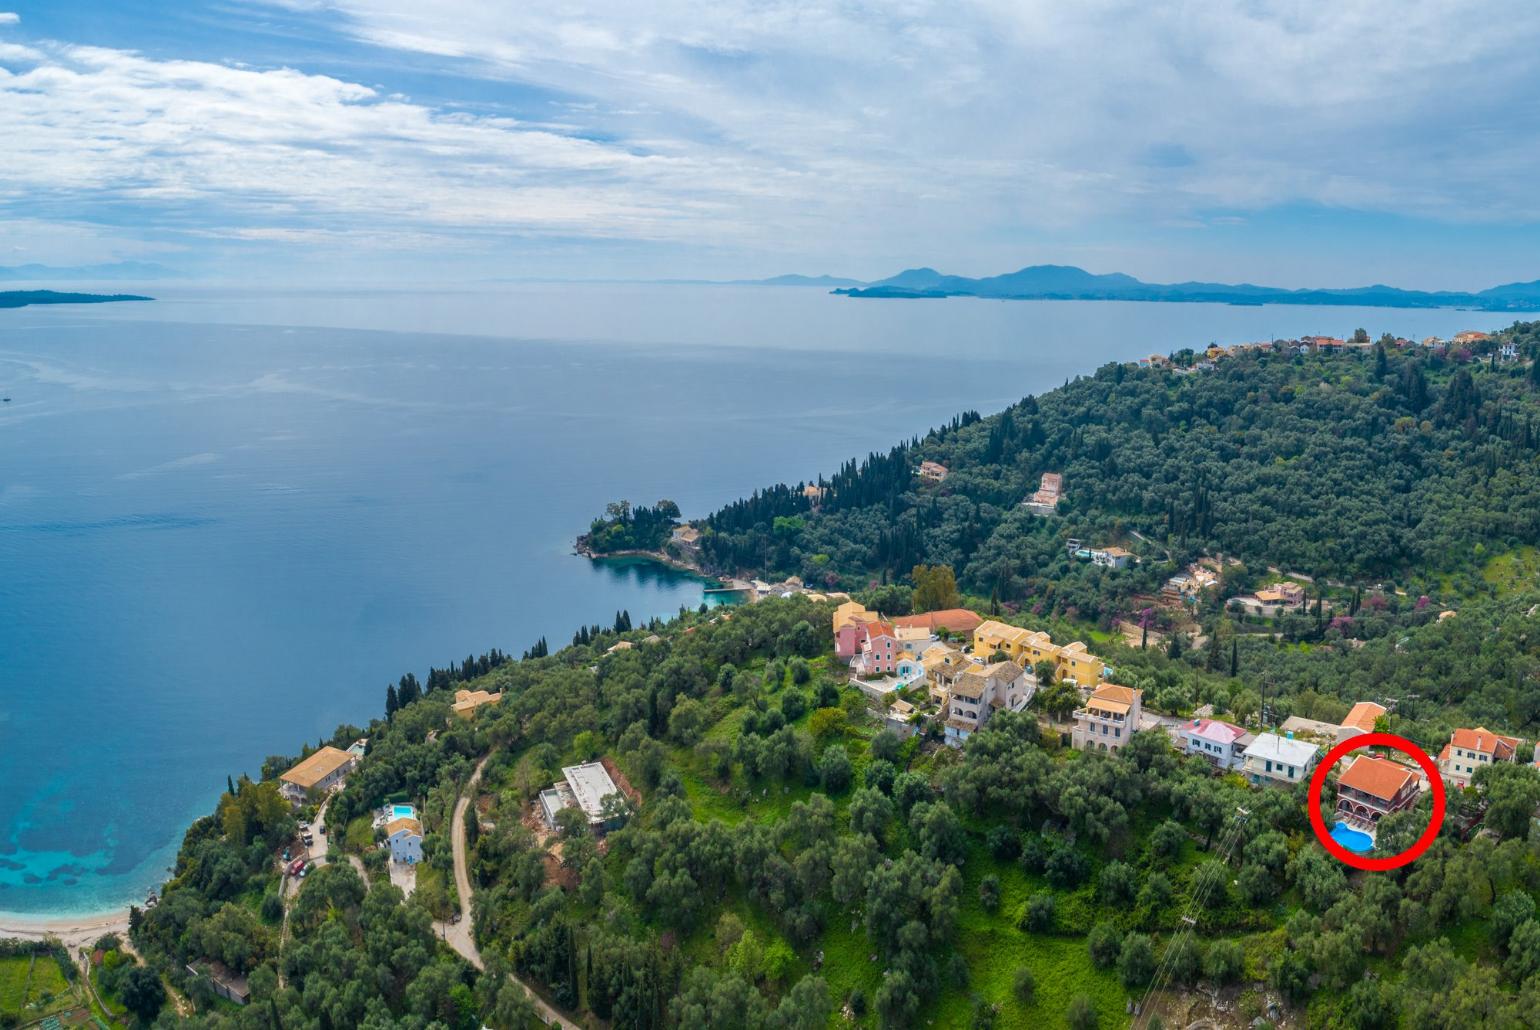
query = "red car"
(288, 858, 305, 877)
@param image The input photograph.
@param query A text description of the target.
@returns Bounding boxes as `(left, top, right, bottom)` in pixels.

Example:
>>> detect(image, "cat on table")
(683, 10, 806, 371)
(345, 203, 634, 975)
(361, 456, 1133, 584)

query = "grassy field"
(1482, 545, 1540, 597)
(0, 952, 78, 1024)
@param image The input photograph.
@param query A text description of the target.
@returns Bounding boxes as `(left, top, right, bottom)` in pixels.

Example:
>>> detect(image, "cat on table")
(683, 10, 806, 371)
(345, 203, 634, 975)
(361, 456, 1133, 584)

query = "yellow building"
(832, 600, 879, 634)
(452, 688, 502, 720)
(971, 620, 1105, 686)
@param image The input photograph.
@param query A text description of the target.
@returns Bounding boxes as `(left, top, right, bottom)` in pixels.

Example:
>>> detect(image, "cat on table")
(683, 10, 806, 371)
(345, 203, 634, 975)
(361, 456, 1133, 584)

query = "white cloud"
(0, 13, 20, 26)
(0, 40, 790, 246)
(7, 2, 1540, 277)
(265, 0, 1540, 233)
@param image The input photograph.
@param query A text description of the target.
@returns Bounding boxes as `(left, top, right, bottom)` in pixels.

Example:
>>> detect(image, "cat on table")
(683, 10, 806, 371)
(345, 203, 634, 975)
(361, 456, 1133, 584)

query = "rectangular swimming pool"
(391, 804, 416, 819)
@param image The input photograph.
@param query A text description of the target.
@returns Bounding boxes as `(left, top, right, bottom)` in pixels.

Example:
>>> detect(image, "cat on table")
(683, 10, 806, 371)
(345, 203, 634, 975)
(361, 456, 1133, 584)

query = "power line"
(1133, 806, 1251, 1029)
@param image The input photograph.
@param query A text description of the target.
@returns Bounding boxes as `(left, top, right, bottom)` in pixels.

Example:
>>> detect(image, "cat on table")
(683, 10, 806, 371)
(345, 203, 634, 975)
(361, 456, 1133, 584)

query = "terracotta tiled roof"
(1339, 755, 1417, 800)
(385, 816, 423, 838)
(893, 609, 984, 634)
(280, 746, 355, 789)
(1090, 684, 1140, 706)
(1341, 701, 1387, 733)
(1450, 727, 1521, 758)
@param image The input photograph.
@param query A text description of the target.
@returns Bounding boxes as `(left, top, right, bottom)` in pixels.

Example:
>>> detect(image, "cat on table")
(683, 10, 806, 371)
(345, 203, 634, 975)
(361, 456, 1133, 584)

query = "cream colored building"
(278, 746, 357, 802)
(944, 661, 1031, 747)
(1072, 684, 1143, 752)
(452, 688, 502, 720)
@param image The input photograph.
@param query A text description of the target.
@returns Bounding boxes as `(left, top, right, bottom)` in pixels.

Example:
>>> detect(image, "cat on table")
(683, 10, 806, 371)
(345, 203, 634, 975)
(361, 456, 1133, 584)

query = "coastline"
(574, 543, 714, 580)
(0, 907, 131, 948)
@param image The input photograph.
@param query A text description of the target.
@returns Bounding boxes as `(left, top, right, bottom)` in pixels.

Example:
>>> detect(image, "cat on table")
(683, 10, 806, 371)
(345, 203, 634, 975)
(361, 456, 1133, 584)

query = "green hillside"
(106, 596, 1540, 1028)
(700, 326, 1540, 611)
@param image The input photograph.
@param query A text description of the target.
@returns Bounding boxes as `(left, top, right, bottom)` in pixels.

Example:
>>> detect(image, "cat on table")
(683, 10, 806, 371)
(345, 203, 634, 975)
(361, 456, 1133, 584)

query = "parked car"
(288, 858, 305, 877)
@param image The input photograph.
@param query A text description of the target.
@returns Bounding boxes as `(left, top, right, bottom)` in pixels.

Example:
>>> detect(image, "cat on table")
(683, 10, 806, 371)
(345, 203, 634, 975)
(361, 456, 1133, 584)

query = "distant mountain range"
(827, 264, 1540, 311)
(0, 261, 178, 281)
(0, 289, 153, 309)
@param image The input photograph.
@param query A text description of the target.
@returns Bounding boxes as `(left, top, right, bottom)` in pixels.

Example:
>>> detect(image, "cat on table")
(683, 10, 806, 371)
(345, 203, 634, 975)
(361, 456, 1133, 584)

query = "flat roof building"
(542, 761, 627, 830)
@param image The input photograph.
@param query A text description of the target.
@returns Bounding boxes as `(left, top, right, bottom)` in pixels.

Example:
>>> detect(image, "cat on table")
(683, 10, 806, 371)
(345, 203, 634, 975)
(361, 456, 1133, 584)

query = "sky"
(3, 1, 1540, 287)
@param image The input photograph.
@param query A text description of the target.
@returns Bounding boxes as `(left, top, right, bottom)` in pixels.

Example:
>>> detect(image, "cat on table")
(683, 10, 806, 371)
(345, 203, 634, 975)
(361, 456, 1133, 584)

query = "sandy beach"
(0, 908, 132, 951)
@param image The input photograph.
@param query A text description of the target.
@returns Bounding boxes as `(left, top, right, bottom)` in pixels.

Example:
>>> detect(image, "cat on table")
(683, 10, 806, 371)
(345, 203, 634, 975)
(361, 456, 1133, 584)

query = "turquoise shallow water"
(0, 284, 1508, 917)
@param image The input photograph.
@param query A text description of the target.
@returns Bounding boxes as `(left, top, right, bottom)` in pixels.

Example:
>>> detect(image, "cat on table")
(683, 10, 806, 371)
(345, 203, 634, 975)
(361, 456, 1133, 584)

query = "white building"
(1241, 733, 1319, 788)
(1183, 718, 1253, 771)
(1090, 546, 1135, 570)
(540, 761, 627, 830)
(386, 816, 423, 864)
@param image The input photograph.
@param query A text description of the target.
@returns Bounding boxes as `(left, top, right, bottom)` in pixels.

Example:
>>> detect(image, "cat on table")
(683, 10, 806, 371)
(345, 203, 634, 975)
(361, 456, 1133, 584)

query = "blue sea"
(0, 282, 1511, 918)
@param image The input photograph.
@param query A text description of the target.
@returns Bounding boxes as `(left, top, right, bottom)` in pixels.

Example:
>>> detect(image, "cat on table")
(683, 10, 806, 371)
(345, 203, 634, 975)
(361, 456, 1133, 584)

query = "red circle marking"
(1306, 731, 1445, 871)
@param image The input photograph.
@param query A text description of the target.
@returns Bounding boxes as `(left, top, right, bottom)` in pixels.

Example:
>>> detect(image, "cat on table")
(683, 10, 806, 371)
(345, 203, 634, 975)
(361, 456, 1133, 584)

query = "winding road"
(440, 756, 578, 1029)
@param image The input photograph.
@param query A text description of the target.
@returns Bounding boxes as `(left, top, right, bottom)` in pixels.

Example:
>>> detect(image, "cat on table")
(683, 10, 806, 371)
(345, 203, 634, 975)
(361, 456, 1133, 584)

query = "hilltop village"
(825, 596, 1530, 853)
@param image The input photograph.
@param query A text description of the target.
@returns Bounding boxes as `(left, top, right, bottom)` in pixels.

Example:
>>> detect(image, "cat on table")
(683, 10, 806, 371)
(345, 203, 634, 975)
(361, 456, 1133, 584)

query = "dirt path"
(440, 755, 578, 1029)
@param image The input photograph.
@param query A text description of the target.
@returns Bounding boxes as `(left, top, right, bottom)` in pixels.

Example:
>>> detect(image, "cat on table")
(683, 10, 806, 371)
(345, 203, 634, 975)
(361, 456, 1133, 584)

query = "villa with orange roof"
(853, 621, 901, 676)
(1072, 684, 1142, 752)
(1439, 727, 1523, 789)
(1337, 701, 1387, 744)
(1336, 754, 1420, 829)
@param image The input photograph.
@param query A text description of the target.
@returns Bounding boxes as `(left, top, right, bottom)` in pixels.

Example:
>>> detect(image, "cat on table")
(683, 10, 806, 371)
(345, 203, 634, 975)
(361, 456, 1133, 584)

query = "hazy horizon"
(5, 3, 1540, 289)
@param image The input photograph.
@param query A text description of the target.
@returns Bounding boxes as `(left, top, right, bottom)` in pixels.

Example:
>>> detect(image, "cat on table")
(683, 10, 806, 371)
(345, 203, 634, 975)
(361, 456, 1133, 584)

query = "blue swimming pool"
(392, 804, 416, 819)
(1331, 822, 1374, 853)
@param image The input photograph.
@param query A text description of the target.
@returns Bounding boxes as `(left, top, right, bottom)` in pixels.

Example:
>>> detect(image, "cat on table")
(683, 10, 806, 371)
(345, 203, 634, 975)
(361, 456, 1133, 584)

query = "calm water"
(0, 284, 1509, 917)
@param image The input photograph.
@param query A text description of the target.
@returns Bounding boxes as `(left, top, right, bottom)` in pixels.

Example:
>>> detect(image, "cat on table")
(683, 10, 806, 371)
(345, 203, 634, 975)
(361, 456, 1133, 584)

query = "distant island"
(0, 261, 176, 281)
(0, 290, 153, 310)
(829, 262, 1540, 311)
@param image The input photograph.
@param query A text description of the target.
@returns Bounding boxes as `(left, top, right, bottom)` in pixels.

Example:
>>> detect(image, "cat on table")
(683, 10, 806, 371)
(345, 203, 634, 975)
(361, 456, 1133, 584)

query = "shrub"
(1013, 967, 1036, 1003)
(986, 824, 1022, 861)
(1088, 922, 1122, 967)
(817, 745, 853, 793)
(1204, 939, 1245, 984)
(978, 874, 1001, 912)
(1021, 892, 1056, 932)
(1118, 933, 1156, 986)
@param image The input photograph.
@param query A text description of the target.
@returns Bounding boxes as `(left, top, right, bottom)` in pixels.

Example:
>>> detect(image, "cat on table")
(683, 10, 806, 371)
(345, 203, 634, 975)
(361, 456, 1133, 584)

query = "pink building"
(856, 622, 900, 675)
(835, 621, 868, 662)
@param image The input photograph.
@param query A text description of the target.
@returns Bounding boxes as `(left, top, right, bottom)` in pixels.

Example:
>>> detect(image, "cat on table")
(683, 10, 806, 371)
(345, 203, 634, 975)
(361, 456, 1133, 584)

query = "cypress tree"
(1230, 638, 1238, 678)
(385, 683, 399, 720)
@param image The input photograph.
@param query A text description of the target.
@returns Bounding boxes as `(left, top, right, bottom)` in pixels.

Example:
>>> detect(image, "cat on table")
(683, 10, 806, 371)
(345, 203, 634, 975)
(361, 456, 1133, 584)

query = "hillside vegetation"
(701, 326, 1540, 608)
(93, 595, 1540, 1029)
